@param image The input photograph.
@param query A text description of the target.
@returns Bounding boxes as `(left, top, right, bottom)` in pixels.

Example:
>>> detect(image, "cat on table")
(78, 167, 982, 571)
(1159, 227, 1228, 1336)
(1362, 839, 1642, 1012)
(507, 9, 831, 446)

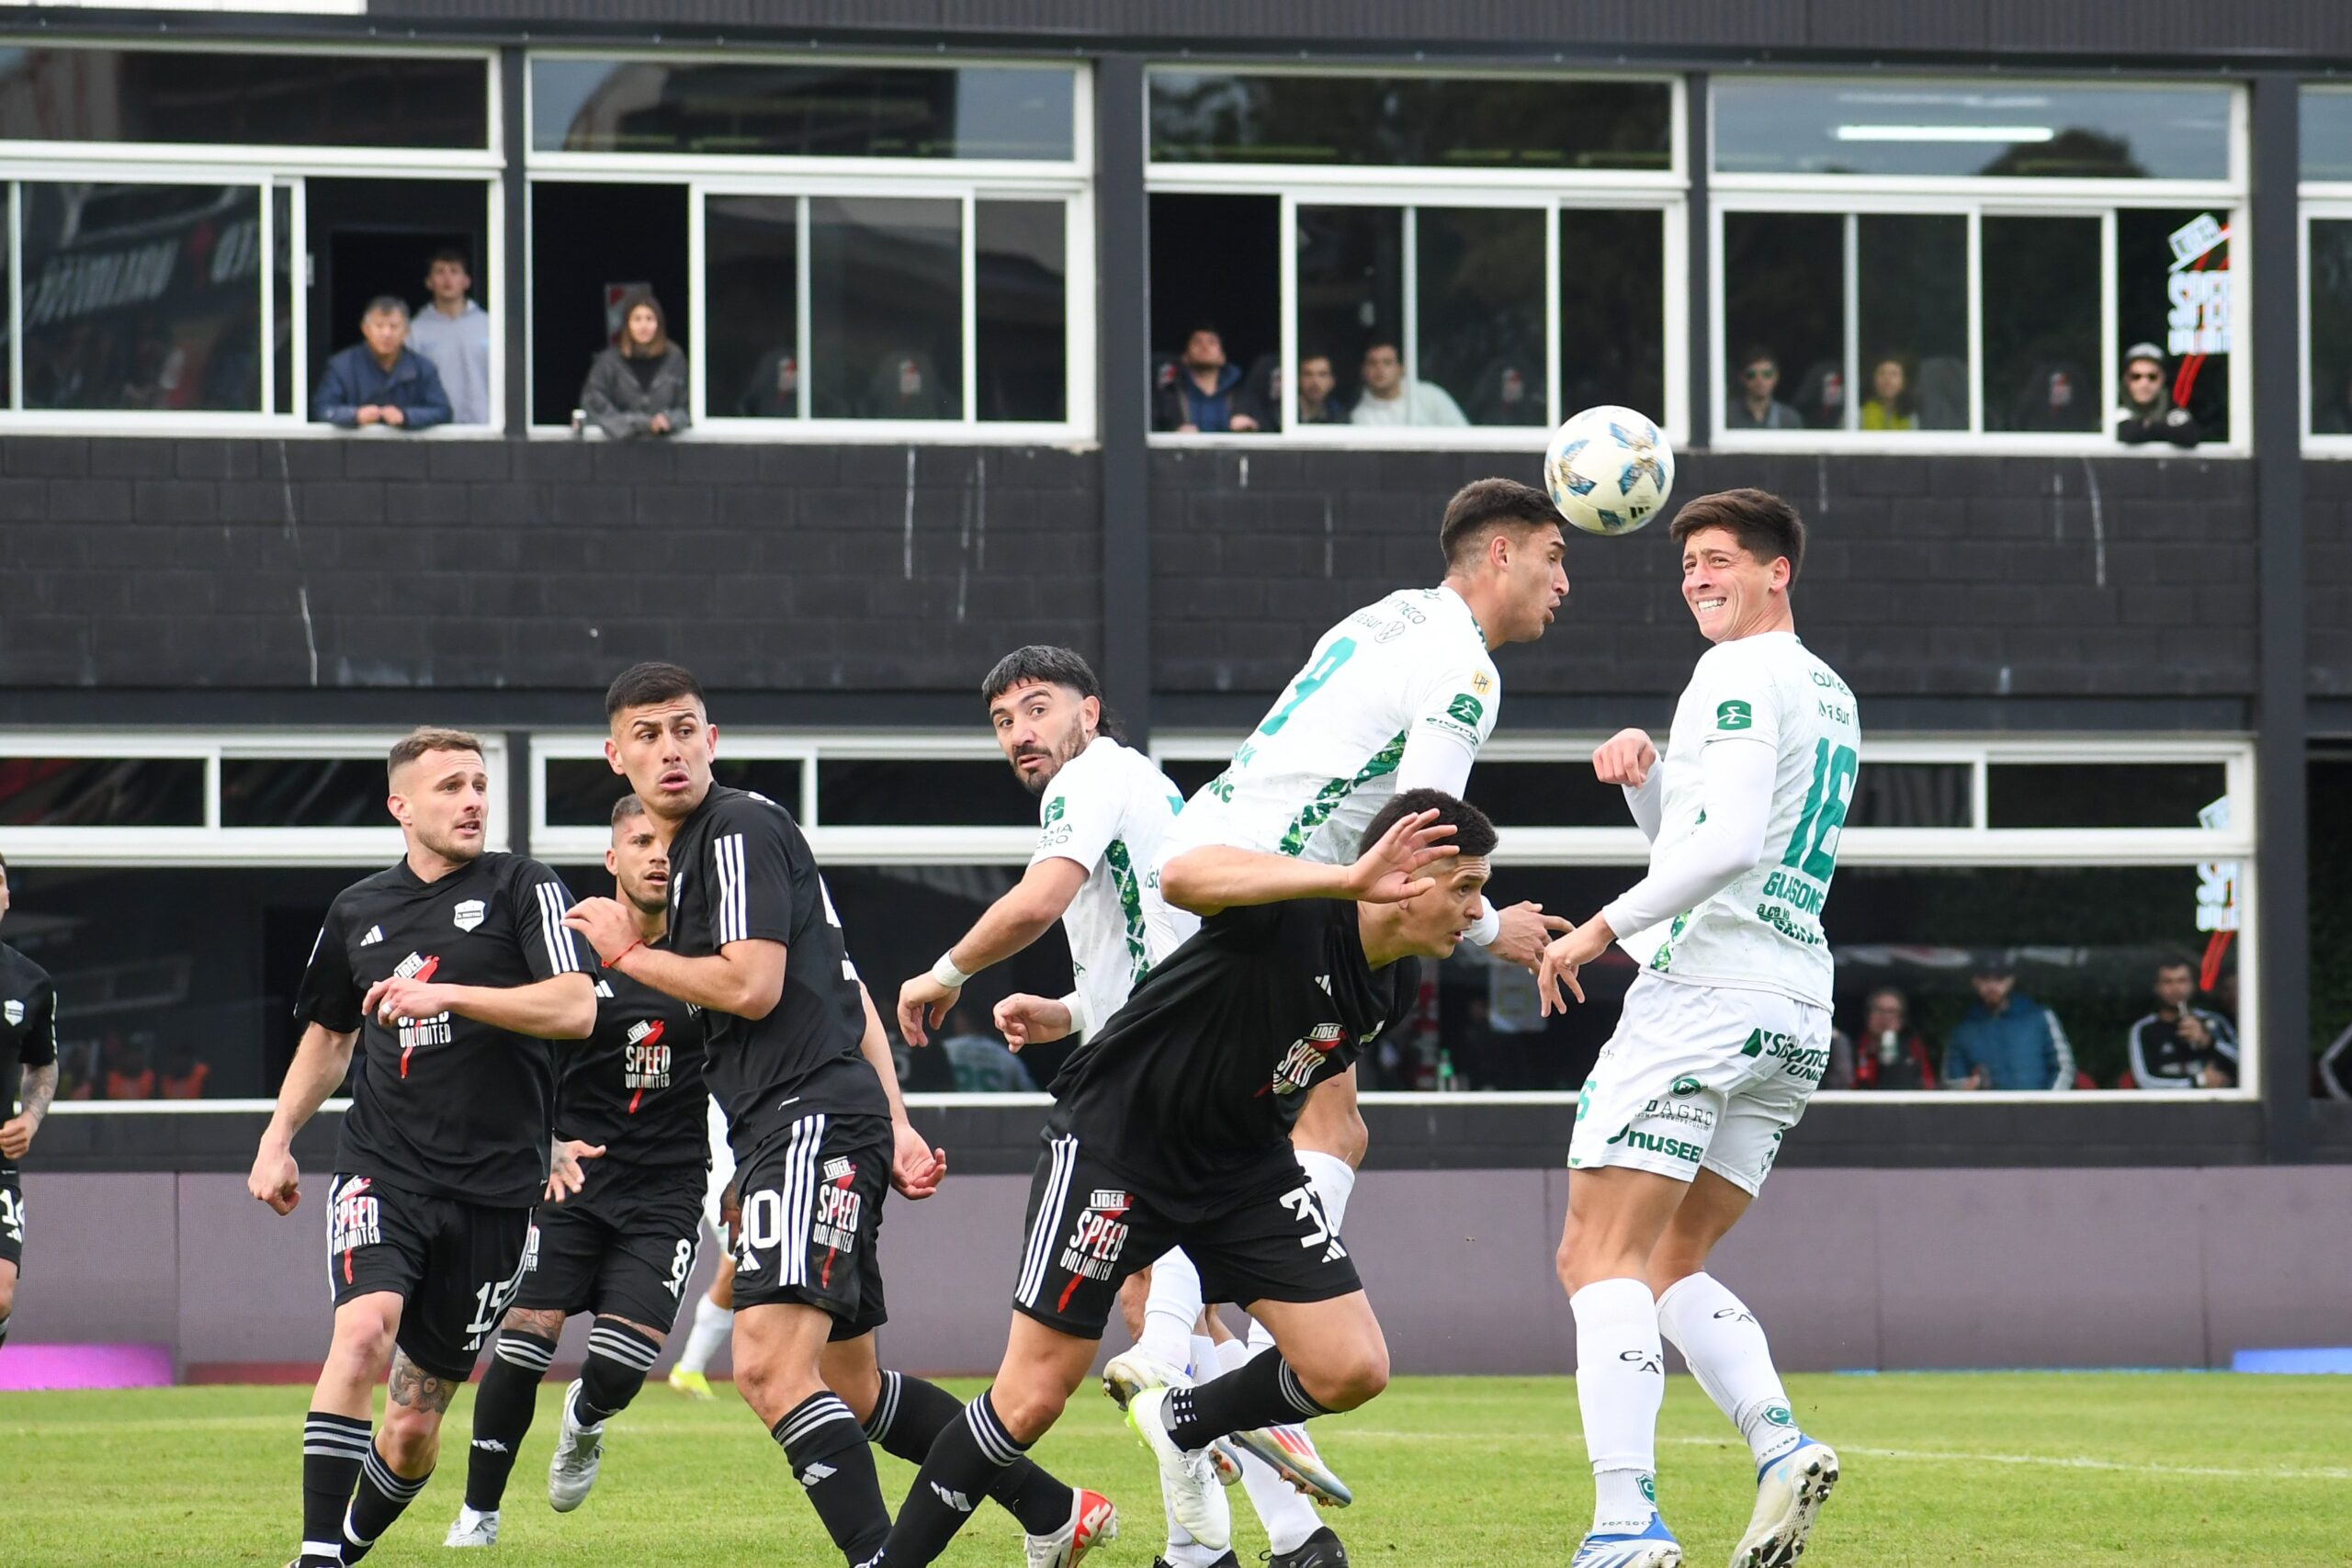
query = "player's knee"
(326, 1314, 397, 1378)
(0, 1276, 15, 1320)
(1300, 1340, 1388, 1412)
(378, 1398, 442, 1464)
(987, 1373, 1069, 1444)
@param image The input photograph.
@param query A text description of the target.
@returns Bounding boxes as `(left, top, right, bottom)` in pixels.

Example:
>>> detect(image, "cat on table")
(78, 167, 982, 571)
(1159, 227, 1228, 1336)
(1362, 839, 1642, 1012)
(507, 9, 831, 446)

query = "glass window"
(2117, 208, 2231, 439)
(1296, 204, 1403, 423)
(1467, 761, 1630, 827)
(528, 181, 689, 427)
(21, 182, 264, 413)
(975, 200, 1068, 423)
(270, 184, 293, 418)
(220, 758, 385, 829)
(815, 759, 1031, 827)
(1847, 762, 1973, 829)
(0, 756, 206, 827)
(1724, 211, 1845, 429)
(0, 48, 489, 150)
(2309, 220, 2352, 436)
(1858, 214, 1967, 432)
(1560, 207, 1667, 422)
(1984, 216, 2103, 434)
(810, 196, 961, 420)
(2301, 89, 2352, 184)
(1985, 762, 2228, 829)
(706, 196, 801, 420)
(1148, 72, 1672, 171)
(1149, 194, 1280, 430)
(530, 60, 1075, 161)
(1417, 207, 1546, 427)
(543, 757, 805, 828)
(1713, 79, 2232, 182)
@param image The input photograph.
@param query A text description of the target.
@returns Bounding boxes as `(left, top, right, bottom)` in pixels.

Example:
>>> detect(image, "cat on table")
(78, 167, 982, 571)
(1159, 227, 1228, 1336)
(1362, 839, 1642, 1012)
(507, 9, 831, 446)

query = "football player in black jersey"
(0, 851, 61, 1358)
(247, 728, 598, 1568)
(447, 792, 707, 1547)
(566, 662, 1116, 1568)
(866, 791, 1492, 1568)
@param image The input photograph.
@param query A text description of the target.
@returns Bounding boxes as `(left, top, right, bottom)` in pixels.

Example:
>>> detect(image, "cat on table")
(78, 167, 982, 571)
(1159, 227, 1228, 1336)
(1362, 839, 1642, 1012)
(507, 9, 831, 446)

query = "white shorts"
(702, 1095, 738, 1238)
(1566, 972, 1830, 1196)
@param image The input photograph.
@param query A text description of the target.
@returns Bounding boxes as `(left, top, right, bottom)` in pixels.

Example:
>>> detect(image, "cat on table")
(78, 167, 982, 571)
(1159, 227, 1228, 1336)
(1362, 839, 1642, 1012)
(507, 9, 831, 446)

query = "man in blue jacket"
(312, 297, 452, 430)
(1944, 956, 2075, 1091)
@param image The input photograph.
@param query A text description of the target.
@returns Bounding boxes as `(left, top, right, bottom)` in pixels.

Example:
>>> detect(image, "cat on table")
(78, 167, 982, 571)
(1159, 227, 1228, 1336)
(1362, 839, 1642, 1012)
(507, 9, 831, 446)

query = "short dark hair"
(388, 726, 483, 782)
(1186, 321, 1222, 342)
(612, 793, 648, 827)
(1972, 953, 2017, 978)
(1361, 787, 1498, 862)
(1363, 338, 1401, 359)
(981, 645, 1102, 707)
(362, 295, 410, 321)
(605, 660, 707, 718)
(1669, 488, 1807, 583)
(2154, 957, 2194, 979)
(1440, 478, 1561, 567)
(428, 246, 469, 271)
(1740, 344, 1779, 370)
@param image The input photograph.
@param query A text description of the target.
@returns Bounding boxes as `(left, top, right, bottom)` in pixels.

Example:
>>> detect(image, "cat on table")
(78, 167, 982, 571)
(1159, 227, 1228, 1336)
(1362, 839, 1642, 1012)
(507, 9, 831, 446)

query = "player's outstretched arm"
(898, 855, 1087, 1044)
(363, 971, 597, 1042)
(248, 1021, 357, 1214)
(854, 981, 946, 1200)
(1162, 809, 1457, 916)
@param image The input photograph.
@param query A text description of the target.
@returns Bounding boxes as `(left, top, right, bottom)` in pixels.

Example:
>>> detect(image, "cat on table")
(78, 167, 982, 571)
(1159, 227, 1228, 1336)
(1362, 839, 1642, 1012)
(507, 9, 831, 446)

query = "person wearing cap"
(1942, 957, 2075, 1091)
(2114, 343, 2200, 448)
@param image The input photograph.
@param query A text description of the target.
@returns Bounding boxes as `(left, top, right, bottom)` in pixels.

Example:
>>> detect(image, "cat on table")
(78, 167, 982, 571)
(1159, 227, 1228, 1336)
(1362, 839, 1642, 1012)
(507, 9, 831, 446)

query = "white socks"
(1295, 1147, 1356, 1232)
(1571, 1277, 1664, 1533)
(1657, 1271, 1801, 1468)
(1139, 1247, 1204, 1374)
(674, 1292, 733, 1377)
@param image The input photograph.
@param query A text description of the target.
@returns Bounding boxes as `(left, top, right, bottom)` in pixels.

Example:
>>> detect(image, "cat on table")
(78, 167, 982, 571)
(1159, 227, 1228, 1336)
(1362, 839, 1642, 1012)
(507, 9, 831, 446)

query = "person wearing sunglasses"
(2115, 342, 2201, 448)
(1724, 347, 1804, 430)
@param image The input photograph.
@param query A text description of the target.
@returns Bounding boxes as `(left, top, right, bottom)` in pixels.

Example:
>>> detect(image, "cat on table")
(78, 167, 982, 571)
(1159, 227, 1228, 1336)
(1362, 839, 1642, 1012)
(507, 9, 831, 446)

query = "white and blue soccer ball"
(1544, 405, 1674, 536)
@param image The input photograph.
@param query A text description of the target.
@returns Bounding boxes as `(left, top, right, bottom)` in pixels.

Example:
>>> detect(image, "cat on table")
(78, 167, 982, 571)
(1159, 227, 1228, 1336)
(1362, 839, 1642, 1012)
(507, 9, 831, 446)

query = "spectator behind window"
(1724, 347, 1804, 430)
(1350, 339, 1467, 428)
(158, 1043, 210, 1100)
(311, 297, 451, 431)
(2115, 342, 2199, 448)
(581, 289, 691, 439)
(102, 1033, 155, 1100)
(1296, 352, 1348, 424)
(1943, 958, 2075, 1091)
(936, 1006, 1035, 1094)
(404, 247, 491, 425)
(2127, 958, 2238, 1089)
(1860, 356, 1917, 432)
(1851, 987, 1937, 1090)
(1153, 323, 1262, 434)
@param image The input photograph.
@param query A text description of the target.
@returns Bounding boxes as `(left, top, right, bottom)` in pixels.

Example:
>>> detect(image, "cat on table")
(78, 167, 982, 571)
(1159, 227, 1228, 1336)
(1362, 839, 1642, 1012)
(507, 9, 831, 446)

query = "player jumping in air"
(860, 790, 1495, 1568)
(249, 728, 599, 1568)
(0, 851, 60, 1361)
(447, 792, 707, 1546)
(569, 662, 1115, 1568)
(1538, 491, 1856, 1568)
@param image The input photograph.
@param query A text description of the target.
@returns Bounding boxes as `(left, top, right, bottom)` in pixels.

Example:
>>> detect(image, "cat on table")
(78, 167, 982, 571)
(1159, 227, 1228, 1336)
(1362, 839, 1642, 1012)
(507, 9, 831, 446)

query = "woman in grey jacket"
(581, 289, 691, 438)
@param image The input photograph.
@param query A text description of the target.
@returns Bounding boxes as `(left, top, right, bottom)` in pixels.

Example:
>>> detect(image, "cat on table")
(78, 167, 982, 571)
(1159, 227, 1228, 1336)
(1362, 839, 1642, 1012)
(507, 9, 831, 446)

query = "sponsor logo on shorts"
(823, 1156, 854, 1182)
(1670, 1076, 1702, 1096)
(1266, 1021, 1349, 1097)
(813, 1168, 864, 1257)
(1054, 1189, 1132, 1295)
(330, 1177, 381, 1259)
(1636, 1097, 1717, 1132)
(1605, 1126, 1707, 1164)
(1741, 1028, 1828, 1081)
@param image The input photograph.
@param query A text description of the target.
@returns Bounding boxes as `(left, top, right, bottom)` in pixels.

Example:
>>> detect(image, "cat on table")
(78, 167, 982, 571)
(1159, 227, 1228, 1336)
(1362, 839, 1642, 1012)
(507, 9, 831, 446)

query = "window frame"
(2298, 95, 2352, 457)
(0, 39, 505, 438)
(1143, 65, 1689, 453)
(1707, 74, 2248, 457)
(522, 49, 1094, 446)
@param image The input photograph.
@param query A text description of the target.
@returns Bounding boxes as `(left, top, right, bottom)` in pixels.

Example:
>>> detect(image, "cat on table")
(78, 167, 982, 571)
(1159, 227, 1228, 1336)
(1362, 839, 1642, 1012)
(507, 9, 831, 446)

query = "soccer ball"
(1544, 405, 1674, 536)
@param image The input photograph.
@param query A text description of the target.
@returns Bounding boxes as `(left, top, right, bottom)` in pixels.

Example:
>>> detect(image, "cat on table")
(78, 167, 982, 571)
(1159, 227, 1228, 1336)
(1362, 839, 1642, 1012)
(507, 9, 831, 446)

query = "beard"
(1013, 725, 1089, 795)
(416, 821, 486, 863)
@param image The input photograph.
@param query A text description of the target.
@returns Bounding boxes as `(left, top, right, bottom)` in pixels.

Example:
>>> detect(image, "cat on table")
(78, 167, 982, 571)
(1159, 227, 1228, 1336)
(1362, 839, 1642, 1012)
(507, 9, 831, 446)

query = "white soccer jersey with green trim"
(1031, 736, 1195, 1030)
(1161, 585, 1501, 868)
(1623, 630, 1861, 1008)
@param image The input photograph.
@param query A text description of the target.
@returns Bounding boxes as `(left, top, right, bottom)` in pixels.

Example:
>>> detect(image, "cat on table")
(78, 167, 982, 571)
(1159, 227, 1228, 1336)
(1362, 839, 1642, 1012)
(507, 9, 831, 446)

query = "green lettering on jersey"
(1446, 693, 1484, 727)
(1781, 738, 1860, 885)
(1260, 637, 1357, 737)
(1278, 729, 1408, 857)
(1715, 699, 1753, 731)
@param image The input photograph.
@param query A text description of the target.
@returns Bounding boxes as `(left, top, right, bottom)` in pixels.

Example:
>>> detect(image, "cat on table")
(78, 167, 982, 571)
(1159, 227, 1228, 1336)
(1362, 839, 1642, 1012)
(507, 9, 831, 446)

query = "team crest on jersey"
(1447, 693, 1485, 727)
(452, 898, 486, 932)
(2, 999, 20, 1026)
(1472, 671, 1493, 695)
(1267, 1021, 1349, 1097)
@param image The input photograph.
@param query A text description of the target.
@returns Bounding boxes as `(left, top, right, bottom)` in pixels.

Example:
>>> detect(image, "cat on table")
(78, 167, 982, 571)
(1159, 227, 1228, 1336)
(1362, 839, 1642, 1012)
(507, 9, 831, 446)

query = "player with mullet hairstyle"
(249, 728, 599, 1568)
(0, 851, 60, 1363)
(1127, 478, 1573, 1542)
(862, 790, 1499, 1568)
(568, 662, 1115, 1568)
(447, 793, 707, 1547)
(1538, 490, 1858, 1568)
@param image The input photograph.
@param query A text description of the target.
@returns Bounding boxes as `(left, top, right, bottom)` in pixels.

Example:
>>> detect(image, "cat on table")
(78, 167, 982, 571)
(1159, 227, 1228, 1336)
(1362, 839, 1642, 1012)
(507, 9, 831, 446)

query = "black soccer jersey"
(0, 942, 58, 1180)
(296, 852, 590, 1207)
(664, 785, 886, 1155)
(1049, 897, 1418, 1222)
(555, 954, 707, 1168)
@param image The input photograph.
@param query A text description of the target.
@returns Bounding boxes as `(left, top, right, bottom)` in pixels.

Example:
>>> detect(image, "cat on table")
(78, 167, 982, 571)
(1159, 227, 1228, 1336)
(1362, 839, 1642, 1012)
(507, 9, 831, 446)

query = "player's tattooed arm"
(0, 1062, 54, 1160)
(387, 1349, 458, 1414)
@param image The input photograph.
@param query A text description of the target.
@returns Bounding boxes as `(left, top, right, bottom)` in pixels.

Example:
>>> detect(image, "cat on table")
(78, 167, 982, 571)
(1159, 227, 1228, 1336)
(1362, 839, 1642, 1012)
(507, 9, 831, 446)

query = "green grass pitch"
(1, 1372, 2343, 1564)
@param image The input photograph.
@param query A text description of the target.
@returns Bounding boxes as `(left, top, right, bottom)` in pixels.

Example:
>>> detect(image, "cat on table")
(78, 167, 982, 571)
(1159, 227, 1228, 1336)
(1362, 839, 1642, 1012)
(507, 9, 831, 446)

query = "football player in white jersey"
(1537, 490, 1856, 1568)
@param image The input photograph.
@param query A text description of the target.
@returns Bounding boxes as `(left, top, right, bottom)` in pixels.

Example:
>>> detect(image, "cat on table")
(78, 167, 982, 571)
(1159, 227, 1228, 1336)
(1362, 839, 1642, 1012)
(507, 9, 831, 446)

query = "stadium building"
(1, 0, 2346, 1375)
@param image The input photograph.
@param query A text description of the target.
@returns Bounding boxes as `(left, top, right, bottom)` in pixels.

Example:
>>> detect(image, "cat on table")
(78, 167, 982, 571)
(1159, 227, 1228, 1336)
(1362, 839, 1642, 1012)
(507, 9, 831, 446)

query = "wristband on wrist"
(607, 937, 644, 968)
(932, 951, 974, 989)
(1465, 903, 1503, 947)
(1059, 989, 1091, 1039)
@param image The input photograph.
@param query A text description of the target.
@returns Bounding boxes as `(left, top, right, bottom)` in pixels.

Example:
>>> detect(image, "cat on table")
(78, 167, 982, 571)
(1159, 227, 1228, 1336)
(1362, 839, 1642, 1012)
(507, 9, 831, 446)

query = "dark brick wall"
(2310, 460, 2352, 701)
(1151, 448, 2259, 705)
(0, 437, 1098, 694)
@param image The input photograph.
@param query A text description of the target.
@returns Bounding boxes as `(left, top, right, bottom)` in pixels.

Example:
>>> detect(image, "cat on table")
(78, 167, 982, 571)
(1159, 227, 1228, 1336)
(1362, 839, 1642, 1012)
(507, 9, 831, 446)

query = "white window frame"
(1145, 66, 1688, 454)
(523, 50, 1093, 446)
(0, 39, 504, 437)
(0, 729, 512, 865)
(1709, 75, 2249, 457)
(2300, 194, 2352, 457)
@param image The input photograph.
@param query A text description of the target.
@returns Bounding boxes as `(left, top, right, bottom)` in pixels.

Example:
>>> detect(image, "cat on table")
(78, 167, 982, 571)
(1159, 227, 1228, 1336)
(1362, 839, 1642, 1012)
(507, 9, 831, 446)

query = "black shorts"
(326, 1173, 533, 1382)
(0, 1176, 22, 1272)
(729, 1111, 891, 1340)
(514, 1160, 705, 1331)
(1011, 1127, 1361, 1338)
